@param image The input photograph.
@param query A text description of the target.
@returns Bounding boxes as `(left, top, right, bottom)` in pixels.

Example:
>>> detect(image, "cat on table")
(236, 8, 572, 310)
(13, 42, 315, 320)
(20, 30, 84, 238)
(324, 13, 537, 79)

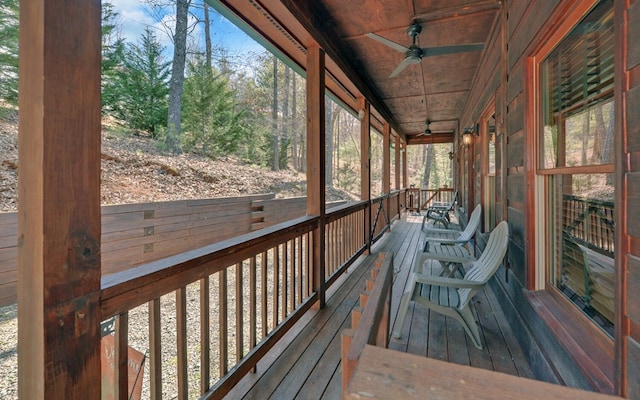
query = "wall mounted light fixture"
(462, 124, 479, 146)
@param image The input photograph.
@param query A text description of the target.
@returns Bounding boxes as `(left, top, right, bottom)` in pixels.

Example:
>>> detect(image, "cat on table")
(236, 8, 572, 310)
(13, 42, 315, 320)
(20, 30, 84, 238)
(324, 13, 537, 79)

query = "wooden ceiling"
(214, 0, 501, 144)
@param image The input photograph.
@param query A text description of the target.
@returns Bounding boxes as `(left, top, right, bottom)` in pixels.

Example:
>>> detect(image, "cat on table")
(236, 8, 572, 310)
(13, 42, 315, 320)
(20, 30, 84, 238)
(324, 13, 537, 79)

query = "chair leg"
(457, 306, 482, 350)
(392, 291, 412, 338)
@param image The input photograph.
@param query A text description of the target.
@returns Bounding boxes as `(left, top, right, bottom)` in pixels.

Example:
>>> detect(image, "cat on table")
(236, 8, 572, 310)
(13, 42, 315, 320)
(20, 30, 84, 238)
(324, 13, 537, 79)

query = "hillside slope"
(0, 115, 355, 212)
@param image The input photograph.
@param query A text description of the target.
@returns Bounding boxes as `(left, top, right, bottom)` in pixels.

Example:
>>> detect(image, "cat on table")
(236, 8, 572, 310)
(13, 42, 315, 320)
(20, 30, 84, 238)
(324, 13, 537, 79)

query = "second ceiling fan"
(366, 23, 484, 78)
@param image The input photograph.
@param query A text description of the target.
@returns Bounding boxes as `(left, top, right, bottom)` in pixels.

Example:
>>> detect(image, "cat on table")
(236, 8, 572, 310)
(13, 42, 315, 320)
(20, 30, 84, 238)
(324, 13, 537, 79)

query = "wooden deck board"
(227, 215, 535, 399)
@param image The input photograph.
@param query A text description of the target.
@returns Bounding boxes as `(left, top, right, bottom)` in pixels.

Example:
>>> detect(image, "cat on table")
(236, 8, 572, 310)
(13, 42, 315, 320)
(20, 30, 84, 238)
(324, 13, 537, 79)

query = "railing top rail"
(100, 215, 318, 319)
(325, 200, 368, 222)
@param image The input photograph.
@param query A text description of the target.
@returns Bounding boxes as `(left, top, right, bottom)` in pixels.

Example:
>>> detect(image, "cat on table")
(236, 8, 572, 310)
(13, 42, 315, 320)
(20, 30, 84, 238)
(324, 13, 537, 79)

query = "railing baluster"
(200, 277, 210, 395)
(261, 251, 268, 337)
(273, 246, 280, 328)
(219, 269, 228, 376)
(289, 238, 296, 311)
(176, 287, 188, 400)
(149, 298, 162, 400)
(250, 256, 257, 350)
(297, 236, 303, 306)
(236, 262, 244, 362)
(115, 312, 129, 400)
(282, 243, 288, 319)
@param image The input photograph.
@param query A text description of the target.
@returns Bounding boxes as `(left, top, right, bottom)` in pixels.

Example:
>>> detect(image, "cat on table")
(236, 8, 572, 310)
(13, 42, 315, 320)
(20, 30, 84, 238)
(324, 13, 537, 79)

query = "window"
(538, 0, 615, 336)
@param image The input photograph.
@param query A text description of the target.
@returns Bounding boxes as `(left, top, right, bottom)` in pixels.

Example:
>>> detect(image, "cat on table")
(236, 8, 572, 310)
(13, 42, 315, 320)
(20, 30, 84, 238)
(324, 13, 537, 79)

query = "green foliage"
(181, 57, 247, 157)
(101, 2, 126, 114)
(0, 0, 19, 105)
(105, 27, 170, 137)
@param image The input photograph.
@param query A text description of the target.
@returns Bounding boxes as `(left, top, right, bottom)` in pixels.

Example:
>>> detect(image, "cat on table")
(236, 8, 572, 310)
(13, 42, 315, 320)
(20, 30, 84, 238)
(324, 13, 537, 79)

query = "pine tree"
(0, 0, 19, 105)
(109, 28, 171, 136)
(181, 57, 245, 157)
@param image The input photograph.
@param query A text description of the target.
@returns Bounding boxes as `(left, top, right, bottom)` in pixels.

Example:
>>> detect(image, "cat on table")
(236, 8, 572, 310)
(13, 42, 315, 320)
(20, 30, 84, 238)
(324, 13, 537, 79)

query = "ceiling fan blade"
(389, 58, 413, 78)
(421, 43, 484, 57)
(365, 32, 409, 53)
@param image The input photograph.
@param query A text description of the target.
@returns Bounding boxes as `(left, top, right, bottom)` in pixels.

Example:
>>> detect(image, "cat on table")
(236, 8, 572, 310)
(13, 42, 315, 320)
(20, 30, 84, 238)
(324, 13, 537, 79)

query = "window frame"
(528, 0, 616, 335)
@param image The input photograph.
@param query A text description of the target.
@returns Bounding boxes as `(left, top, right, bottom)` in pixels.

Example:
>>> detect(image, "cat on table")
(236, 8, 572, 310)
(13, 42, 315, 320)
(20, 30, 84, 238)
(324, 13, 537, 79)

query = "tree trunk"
(291, 73, 299, 170)
(204, 0, 212, 74)
(421, 144, 434, 188)
(272, 56, 279, 171)
(281, 65, 290, 169)
(325, 98, 334, 186)
(167, 0, 190, 153)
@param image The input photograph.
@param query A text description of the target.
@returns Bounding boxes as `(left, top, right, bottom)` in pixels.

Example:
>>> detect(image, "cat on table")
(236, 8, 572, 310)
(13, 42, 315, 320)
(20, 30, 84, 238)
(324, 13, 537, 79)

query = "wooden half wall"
(1, 195, 347, 306)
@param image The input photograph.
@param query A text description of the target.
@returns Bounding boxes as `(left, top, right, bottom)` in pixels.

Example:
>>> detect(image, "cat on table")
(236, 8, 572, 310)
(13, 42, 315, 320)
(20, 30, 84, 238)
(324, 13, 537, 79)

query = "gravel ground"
(0, 260, 285, 399)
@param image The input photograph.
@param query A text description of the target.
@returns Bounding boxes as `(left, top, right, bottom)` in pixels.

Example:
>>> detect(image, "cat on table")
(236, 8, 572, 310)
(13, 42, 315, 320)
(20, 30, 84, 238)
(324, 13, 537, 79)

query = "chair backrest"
(457, 220, 510, 307)
(456, 204, 482, 242)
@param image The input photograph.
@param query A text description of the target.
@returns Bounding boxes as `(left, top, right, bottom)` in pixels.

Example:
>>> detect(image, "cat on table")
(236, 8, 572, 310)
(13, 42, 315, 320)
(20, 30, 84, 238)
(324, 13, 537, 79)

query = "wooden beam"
(413, 0, 501, 23)
(18, 0, 102, 398)
(306, 45, 326, 308)
(406, 132, 455, 145)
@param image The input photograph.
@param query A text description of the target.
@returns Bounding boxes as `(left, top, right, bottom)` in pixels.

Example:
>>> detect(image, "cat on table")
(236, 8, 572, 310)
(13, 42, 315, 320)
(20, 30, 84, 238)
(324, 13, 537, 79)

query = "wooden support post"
(402, 143, 408, 191)
(395, 135, 401, 191)
(17, 1, 102, 398)
(383, 123, 391, 227)
(306, 45, 326, 308)
(360, 98, 371, 252)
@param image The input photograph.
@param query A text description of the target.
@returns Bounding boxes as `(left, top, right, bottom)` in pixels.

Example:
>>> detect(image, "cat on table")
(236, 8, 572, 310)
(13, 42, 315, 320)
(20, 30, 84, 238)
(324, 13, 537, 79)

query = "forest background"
(0, 0, 453, 211)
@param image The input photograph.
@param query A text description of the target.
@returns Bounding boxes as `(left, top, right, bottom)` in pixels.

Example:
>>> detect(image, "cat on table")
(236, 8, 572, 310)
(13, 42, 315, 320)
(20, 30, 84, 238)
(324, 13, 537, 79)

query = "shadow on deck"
(225, 214, 534, 399)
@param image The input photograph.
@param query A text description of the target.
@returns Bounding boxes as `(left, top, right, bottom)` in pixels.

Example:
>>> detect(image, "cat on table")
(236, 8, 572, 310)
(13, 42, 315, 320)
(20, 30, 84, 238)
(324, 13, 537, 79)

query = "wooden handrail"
(101, 215, 318, 319)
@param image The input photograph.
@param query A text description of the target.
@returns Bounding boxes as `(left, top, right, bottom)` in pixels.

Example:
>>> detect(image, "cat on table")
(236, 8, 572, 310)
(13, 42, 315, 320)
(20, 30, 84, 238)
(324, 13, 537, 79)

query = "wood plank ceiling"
(216, 0, 500, 144)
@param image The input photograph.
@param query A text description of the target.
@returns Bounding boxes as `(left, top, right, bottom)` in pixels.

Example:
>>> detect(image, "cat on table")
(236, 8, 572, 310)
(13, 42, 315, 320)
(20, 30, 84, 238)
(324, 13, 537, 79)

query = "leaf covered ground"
(0, 113, 355, 212)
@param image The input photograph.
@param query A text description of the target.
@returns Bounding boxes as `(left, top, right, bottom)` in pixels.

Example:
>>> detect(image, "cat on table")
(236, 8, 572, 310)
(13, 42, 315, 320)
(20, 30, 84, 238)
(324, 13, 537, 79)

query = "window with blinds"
(540, 0, 614, 170)
(537, 0, 615, 337)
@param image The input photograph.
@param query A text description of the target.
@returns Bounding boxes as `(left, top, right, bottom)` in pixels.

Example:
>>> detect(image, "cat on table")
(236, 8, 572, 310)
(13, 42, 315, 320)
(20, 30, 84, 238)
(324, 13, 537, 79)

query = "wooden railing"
(340, 252, 393, 396)
(325, 201, 368, 286)
(98, 193, 403, 399)
(563, 194, 614, 256)
(405, 187, 455, 213)
(0, 195, 346, 306)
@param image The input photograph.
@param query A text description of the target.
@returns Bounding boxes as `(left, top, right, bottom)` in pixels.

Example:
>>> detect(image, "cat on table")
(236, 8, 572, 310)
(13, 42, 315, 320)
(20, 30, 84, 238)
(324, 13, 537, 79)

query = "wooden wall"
(0, 194, 343, 306)
(458, 0, 640, 395)
(621, 0, 640, 397)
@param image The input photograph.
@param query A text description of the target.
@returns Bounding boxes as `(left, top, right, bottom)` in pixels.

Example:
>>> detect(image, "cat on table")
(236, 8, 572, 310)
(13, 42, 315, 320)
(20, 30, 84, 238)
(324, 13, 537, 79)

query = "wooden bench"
(345, 345, 621, 399)
(340, 252, 394, 396)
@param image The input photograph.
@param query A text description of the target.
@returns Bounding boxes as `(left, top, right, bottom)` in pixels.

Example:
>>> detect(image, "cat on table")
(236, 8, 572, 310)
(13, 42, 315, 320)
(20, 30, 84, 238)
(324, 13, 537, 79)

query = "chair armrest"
(424, 227, 461, 235)
(414, 274, 483, 289)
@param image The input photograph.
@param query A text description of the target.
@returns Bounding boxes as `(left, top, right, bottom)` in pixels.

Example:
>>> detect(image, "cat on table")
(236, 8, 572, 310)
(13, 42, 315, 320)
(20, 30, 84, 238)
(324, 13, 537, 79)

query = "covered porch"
(225, 213, 535, 399)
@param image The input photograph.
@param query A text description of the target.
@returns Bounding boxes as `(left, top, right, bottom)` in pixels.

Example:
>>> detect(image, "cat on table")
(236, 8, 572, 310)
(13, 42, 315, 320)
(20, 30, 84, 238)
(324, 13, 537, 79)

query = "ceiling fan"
(416, 119, 454, 137)
(366, 23, 484, 78)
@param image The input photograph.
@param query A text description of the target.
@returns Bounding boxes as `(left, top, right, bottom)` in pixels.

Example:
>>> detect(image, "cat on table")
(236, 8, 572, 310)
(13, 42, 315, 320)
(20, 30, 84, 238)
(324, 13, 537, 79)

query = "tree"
(110, 27, 171, 136)
(181, 57, 245, 157)
(166, 0, 192, 152)
(0, 0, 19, 105)
(272, 56, 279, 171)
(101, 2, 125, 114)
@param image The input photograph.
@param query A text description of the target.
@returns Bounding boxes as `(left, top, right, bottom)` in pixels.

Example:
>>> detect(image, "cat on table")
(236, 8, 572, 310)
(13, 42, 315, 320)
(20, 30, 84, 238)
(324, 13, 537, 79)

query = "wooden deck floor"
(225, 214, 534, 399)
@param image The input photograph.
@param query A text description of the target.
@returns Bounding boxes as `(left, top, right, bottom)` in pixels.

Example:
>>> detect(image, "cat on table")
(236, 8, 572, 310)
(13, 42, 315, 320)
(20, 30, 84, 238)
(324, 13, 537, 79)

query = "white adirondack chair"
(392, 220, 510, 350)
(423, 204, 482, 251)
(421, 191, 458, 230)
